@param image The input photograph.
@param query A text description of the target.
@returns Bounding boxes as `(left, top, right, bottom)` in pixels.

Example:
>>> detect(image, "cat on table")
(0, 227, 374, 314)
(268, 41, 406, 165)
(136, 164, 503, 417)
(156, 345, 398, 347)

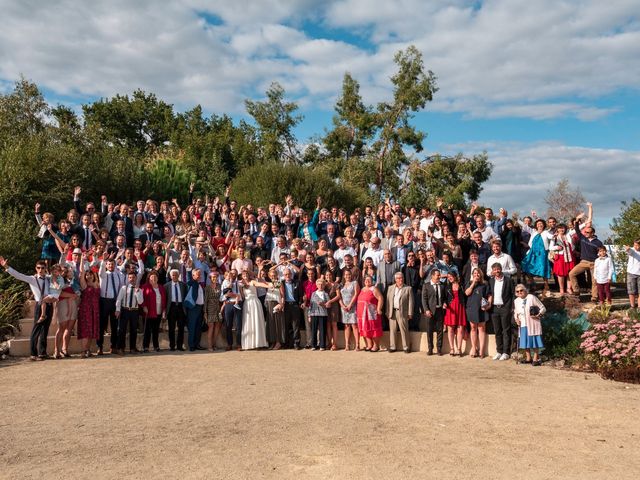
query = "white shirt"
(169, 281, 183, 303)
(627, 248, 640, 276)
(493, 277, 504, 306)
(474, 226, 498, 243)
(116, 284, 143, 312)
(487, 253, 517, 277)
(594, 256, 613, 284)
(393, 286, 402, 310)
(334, 247, 356, 269)
(98, 264, 125, 299)
(195, 284, 204, 305)
(6, 268, 50, 302)
(363, 248, 384, 267)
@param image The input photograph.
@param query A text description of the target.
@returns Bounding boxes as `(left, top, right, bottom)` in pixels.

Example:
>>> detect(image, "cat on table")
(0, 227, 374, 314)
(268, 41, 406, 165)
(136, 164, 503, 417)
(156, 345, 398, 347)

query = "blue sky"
(1, 0, 639, 235)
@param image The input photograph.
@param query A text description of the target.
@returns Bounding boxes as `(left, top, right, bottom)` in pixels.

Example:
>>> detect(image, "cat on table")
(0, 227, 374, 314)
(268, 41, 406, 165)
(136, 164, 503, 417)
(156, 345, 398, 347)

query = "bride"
(239, 270, 269, 350)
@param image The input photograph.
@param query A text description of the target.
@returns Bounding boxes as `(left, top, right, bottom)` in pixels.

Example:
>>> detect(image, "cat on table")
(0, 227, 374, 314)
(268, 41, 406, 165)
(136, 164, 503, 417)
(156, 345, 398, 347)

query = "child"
(38, 264, 64, 323)
(308, 278, 329, 351)
(624, 240, 640, 309)
(594, 246, 613, 305)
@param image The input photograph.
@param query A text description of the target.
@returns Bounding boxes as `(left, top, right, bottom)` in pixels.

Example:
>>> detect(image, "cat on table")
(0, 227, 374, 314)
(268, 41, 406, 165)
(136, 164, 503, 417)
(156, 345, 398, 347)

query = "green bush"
(231, 162, 361, 211)
(0, 274, 26, 341)
(541, 312, 589, 359)
(0, 207, 39, 274)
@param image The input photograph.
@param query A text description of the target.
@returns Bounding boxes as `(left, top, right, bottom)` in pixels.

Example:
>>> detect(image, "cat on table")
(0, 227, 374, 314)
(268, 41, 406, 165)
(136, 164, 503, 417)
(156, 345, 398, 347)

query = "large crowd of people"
(3, 183, 633, 367)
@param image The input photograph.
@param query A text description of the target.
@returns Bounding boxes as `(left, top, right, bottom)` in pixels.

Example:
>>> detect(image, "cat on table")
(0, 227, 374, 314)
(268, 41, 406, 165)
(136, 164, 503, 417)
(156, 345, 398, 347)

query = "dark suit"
(421, 282, 446, 353)
(282, 280, 301, 348)
(402, 264, 422, 330)
(320, 234, 338, 251)
(461, 262, 487, 289)
(164, 281, 188, 350)
(184, 280, 204, 351)
(139, 232, 161, 245)
(222, 280, 243, 348)
(488, 276, 515, 355)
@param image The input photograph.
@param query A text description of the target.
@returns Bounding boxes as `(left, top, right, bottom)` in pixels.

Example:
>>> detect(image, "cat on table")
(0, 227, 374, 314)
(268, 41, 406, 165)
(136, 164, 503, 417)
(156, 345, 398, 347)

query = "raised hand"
(189, 182, 195, 193)
(35, 202, 41, 212)
(74, 186, 81, 196)
(101, 195, 107, 203)
(0, 256, 7, 268)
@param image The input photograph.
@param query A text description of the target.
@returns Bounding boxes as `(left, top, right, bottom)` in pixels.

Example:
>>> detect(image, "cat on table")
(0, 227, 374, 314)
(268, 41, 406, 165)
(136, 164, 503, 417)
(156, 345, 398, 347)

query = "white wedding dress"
(241, 284, 268, 350)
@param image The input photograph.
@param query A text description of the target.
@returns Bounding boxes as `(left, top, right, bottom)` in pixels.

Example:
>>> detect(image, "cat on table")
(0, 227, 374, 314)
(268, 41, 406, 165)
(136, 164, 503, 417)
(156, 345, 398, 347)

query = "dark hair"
(491, 262, 502, 271)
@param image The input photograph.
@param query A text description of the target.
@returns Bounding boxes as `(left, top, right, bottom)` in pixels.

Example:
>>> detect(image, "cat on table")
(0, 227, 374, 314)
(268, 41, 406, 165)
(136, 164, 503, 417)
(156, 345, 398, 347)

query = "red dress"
(356, 288, 383, 338)
(77, 286, 100, 340)
(444, 288, 467, 327)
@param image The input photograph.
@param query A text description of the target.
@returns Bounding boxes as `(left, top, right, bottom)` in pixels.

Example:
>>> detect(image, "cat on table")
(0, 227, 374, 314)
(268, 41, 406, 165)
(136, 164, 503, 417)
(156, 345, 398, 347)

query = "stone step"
(8, 331, 499, 357)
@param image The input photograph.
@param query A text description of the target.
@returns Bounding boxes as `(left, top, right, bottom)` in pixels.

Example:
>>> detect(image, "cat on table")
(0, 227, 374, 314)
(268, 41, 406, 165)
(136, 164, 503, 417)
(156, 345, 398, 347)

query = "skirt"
(552, 256, 574, 276)
(518, 326, 544, 349)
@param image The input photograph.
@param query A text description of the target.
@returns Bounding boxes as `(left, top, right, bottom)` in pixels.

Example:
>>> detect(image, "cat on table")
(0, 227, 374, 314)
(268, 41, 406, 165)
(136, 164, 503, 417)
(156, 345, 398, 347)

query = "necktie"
(108, 272, 115, 298)
(76, 263, 80, 277)
(37, 277, 45, 300)
(182, 265, 186, 282)
(84, 228, 90, 249)
(174, 283, 179, 303)
(128, 286, 134, 308)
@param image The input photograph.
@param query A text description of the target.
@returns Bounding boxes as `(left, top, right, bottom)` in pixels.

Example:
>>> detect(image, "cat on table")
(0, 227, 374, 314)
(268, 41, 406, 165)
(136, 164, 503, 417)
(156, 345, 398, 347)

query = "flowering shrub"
(580, 314, 640, 383)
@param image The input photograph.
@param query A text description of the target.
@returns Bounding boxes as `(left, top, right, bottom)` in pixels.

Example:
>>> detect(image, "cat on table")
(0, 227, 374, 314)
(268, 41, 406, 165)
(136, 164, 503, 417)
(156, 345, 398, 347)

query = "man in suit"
(282, 268, 302, 349)
(386, 272, 414, 353)
(320, 223, 338, 251)
(391, 234, 411, 267)
(488, 263, 515, 361)
(139, 221, 162, 245)
(222, 269, 243, 350)
(402, 251, 422, 331)
(377, 249, 401, 296)
(109, 204, 134, 246)
(164, 269, 188, 351)
(184, 268, 206, 352)
(110, 219, 133, 248)
(422, 269, 446, 355)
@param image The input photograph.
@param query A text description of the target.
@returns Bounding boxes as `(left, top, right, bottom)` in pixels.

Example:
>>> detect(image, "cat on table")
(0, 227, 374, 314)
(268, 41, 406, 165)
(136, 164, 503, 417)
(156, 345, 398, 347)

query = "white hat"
(72, 248, 82, 254)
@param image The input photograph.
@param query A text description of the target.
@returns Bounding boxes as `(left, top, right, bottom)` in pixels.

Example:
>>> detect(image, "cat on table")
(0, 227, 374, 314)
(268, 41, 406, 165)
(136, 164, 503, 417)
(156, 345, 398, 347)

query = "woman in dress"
(54, 266, 80, 358)
(77, 260, 100, 357)
(315, 239, 330, 271)
(203, 270, 223, 351)
(323, 270, 341, 351)
(239, 270, 268, 350)
(361, 257, 377, 286)
(444, 272, 467, 356)
(514, 284, 546, 366)
(338, 269, 360, 351)
(133, 212, 146, 239)
(549, 223, 575, 295)
(264, 268, 285, 350)
(141, 270, 166, 353)
(464, 267, 492, 358)
(356, 276, 384, 352)
(521, 218, 552, 295)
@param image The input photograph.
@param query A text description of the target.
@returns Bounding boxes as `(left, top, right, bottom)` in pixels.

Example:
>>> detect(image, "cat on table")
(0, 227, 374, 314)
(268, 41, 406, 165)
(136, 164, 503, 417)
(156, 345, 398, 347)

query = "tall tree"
(245, 82, 302, 164)
(82, 89, 175, 152)
(372, 46, 437, 199)
(545, 178, 586, 222)
(401, 153, 493, 209)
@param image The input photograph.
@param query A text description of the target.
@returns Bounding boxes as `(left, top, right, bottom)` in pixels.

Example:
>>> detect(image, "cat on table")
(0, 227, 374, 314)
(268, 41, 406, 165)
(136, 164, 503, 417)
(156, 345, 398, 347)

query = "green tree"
(245, 82, 302, 164)
(372, 46, 437, 199)
(83, 89, 175, 152)
(400, 153, 493, 209)
(0, 77, 48, 144)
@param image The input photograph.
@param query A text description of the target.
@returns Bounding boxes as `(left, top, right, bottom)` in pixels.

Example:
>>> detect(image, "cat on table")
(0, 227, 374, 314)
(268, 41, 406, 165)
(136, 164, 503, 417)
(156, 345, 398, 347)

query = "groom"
(222, 269, 243, 351)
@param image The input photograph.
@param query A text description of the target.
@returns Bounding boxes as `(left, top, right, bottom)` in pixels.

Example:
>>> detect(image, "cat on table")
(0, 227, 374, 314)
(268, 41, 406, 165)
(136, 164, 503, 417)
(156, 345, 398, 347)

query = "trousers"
(223, 303, 242, 347)
(186, 305, 203, 351)
(426, 308, 444, 353)
(491, 306, 512, 355)
(31, 302, 53, 357)
(143, 316, 160, 350)
(283, 303, 301, 348)
(389, 310, 409, 350)
(167, 303, 186, 349)
(117, 310, 138, 351)
(98, 297, 117, 349)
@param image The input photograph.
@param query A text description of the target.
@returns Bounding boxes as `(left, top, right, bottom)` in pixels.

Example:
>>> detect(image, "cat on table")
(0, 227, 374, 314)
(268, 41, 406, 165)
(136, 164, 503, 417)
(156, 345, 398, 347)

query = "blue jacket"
(297, 209, 320, 242)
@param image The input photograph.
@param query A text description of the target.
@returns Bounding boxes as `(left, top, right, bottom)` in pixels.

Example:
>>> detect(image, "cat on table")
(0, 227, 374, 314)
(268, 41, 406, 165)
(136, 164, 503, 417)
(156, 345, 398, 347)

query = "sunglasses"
(516, 289, 525, 293)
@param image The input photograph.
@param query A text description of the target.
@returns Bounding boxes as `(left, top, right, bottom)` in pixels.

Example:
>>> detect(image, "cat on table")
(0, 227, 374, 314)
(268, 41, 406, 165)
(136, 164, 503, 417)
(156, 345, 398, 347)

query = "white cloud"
(439, 141, 640, 235)
(0, 0, 637, 120)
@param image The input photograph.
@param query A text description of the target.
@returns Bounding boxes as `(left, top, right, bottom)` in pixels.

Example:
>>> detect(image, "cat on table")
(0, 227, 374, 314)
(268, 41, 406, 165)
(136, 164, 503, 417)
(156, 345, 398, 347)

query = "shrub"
(0, 274, 26, 341)
(541, 312, 588, 359)
(231, 162, 361, 211)
(580, 313, 640, 383)
(0, 207, 39, 274)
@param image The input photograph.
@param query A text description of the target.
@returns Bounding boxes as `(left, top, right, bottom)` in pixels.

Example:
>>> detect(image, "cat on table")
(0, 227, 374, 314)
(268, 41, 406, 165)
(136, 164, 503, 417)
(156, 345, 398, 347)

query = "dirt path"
(1, 351, 639, 479)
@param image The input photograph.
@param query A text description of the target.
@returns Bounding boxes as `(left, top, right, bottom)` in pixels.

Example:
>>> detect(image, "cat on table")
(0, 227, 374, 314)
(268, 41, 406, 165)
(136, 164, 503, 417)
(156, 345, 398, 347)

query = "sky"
(1, 0, 639, 235)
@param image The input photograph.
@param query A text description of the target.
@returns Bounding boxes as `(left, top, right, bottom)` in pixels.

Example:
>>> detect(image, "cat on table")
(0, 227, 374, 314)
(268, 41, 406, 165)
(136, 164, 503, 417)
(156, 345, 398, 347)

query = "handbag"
(529, 305, 541, 316)
(200, 317, 209, 332)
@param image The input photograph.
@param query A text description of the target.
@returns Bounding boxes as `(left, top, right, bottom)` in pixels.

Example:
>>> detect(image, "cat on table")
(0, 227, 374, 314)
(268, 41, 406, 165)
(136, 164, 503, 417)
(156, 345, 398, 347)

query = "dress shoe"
(97, 348, 104, 356)
(196, 346, 206, 350)
(403, 348, 410, 354)
(388, 348, 396, 353)
(427, 351, 433, 356)
(155, 348, 161, 352)
(437, 351, 443, 356)
(177, 347, 185, 351)
(225, 346, 232, 351)
(189, 348, 196, 352)
(170, 347, 176, 351)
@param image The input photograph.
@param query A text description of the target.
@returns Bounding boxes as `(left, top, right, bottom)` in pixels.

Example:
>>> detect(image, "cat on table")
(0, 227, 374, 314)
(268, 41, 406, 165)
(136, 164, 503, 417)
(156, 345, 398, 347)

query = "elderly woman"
(514, 284, 546, 366)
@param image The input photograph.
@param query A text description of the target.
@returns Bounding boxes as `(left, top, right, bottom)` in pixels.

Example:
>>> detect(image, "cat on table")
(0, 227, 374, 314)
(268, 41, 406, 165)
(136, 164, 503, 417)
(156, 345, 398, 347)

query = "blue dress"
(521, 233, 550, 279)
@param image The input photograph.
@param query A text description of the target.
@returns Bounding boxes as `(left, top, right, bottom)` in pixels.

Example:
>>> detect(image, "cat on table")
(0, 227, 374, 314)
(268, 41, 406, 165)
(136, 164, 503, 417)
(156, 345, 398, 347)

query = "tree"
(82, 89, 175, 152)
(400, 153, 493, 209)
(0, 77, 49, 145)
(610, 199, 640, 278)
(372, 46, 437, 199)
(245, 82, 302, 164)
(545, 178, 586, 222)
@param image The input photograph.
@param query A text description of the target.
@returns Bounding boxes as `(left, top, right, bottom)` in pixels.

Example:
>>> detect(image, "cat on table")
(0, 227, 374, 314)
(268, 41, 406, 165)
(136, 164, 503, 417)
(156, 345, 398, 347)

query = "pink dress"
(356, 288, 383, 338)
(77, 286, 100, 340)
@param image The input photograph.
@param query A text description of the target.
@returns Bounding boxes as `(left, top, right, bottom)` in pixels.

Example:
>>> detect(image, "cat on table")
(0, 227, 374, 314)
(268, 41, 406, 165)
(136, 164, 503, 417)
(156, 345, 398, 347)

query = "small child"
(594, 246, 613, 305)
(38, 264, 64, 323)
(308, 278, 329, 350)
(625, 239, 640, 309)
